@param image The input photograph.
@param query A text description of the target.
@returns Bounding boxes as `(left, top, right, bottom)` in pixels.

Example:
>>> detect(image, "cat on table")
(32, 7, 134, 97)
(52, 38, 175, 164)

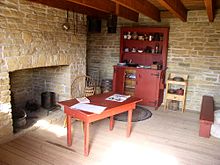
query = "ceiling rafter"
(117, 5, 139, 22)
(66, 0, 115, 13)
(66, 0, 139, 22)
(157, 0, 187, 22)
(28, 0, 218, 23)
(204, 0, 215, 22)
(29, 0, 109, 18)
(112, 0, 161, 22)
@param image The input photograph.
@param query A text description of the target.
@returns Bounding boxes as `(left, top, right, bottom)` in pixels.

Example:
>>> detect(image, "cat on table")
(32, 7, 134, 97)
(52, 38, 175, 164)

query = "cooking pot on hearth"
(41, 92, 56, 109)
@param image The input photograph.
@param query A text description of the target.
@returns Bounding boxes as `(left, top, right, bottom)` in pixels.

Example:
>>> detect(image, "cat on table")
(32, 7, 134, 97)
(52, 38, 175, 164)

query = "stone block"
(0, 96, 11, 103)
(209, 67, 220, 70)
(205, 77, 217, 82)
(18, 56, 32, 69)
(197, 51, 214, 56)
(1, 90, 10, 96)
(22, 32, 33, 44)
(0, 85, 10, 91)
(0, 77, 9, 86)
(6, 57, 20, 71)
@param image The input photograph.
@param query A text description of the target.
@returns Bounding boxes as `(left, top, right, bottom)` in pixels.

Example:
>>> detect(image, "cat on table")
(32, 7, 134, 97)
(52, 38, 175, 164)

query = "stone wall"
(32, 66, 71, 102)
(10, 69, 34, 109)
(87, 29, 120, 79)
(0, 0, 87, 142)
(87, 10, 220, 111)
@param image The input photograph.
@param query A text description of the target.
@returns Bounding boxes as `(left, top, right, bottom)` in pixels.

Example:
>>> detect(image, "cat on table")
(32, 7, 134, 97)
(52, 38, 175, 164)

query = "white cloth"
(214, 110, 220, 124)
(211, 110, 220, 138)
(211, 123, 220, 138)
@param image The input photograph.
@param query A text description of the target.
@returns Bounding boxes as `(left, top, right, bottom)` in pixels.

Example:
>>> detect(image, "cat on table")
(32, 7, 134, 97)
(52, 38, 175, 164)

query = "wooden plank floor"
(0, 108, 220, 165)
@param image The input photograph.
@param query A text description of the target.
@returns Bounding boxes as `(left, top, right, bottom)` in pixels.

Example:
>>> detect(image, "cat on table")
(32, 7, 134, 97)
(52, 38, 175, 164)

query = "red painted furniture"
(113, 27, 169, 108)
(59, 92, 142, 156)
(199, 96, 214, 138)
(113, 66, 165, 107)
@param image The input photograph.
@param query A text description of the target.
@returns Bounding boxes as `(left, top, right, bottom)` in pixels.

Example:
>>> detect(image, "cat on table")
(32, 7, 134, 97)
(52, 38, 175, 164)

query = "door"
(112, 66, 125, 94)
(135, 69, 160, 106)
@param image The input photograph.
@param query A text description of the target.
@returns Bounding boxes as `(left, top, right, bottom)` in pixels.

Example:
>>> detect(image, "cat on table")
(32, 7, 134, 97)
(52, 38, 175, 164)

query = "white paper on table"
(105, 94, 131, 102)
(76, 97, 90, 103)
(70, 103, 106, 114)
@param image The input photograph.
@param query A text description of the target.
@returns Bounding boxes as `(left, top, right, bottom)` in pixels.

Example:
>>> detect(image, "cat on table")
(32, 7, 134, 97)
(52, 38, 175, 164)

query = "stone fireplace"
(9, 66, 71, 132)
(10, 66, 71, 110)
(0, 0, 87, 143)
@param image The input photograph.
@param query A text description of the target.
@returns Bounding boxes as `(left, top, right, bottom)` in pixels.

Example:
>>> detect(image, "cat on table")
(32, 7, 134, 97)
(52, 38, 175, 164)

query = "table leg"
(67, 115, 72, 146)
(109, 116, 114, 131)
(127, 109, 133, 137)
(84, 122, 90, 156)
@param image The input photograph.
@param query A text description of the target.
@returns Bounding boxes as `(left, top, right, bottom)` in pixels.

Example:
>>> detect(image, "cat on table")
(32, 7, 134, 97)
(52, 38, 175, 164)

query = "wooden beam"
(66, 0, 115, 13)
(112, 0, 161, 22)
(160, 11, 176, 18)
(66, 0, 139, 22)
(204, 0, 215, 22)
(29, 0, 109, 19)
(118, 5, 139, 22)
(28, 0, 138, 21)
(157, 0, 187, 22)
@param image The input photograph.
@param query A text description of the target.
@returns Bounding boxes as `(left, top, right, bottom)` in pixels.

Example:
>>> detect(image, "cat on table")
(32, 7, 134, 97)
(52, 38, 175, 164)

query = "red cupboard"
(113, 27, 169, 108)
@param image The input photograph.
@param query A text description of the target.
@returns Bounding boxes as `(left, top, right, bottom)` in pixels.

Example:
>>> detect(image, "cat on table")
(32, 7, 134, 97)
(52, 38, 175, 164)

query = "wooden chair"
(63, 75, 95, 127)
(71, 75, 95, 98)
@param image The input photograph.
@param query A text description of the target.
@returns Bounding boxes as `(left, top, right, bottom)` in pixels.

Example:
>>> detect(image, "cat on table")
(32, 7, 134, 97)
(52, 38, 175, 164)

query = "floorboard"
(0, 108, 220, 165)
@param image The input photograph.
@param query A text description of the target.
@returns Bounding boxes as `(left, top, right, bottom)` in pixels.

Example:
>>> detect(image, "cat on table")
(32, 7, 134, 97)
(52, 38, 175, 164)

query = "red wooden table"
(59, 92, 142, 156)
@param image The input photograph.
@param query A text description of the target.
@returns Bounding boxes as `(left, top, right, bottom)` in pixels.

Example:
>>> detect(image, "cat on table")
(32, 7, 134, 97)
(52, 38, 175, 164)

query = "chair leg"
(164, 99, 167, 111)
(64, 116, 84, 135)
(63, 116, 67, 128)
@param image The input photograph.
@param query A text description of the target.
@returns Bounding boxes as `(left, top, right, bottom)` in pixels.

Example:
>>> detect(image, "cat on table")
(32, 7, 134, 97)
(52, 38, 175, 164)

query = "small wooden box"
(151, 64, 159, 70)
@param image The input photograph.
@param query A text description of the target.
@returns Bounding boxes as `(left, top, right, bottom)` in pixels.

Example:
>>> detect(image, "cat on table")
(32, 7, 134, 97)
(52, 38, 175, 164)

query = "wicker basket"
(85, 86, 95, 97)
(168, 100, 179, 111)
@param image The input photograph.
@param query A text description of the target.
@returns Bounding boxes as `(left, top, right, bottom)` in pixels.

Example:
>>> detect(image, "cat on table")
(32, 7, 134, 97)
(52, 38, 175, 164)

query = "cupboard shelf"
(125, 77, 136, 79)
(125, 86, 135, 89)
(166, 80, 187, 85)
(113, 27, 169, 108)
(123, 52, 162, 55)
(123, 40, 163, 43)
(164, 73, 188, 112)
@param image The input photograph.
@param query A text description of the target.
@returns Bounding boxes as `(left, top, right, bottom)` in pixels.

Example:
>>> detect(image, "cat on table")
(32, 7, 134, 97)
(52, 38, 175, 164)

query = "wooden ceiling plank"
(118, 5, 139, 22)
(65, 0, 139, 22)
(160, 11, 176, 18)
(66, 0, 115, 13)
(29, 0, 138, 22)
(157, 0, 187, 22)
(112, 0, 161, 22)
(204, 0, 215, 22)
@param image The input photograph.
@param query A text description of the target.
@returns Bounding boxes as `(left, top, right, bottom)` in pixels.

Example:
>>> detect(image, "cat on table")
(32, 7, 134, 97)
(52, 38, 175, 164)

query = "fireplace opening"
(9, 65, 71, 133)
